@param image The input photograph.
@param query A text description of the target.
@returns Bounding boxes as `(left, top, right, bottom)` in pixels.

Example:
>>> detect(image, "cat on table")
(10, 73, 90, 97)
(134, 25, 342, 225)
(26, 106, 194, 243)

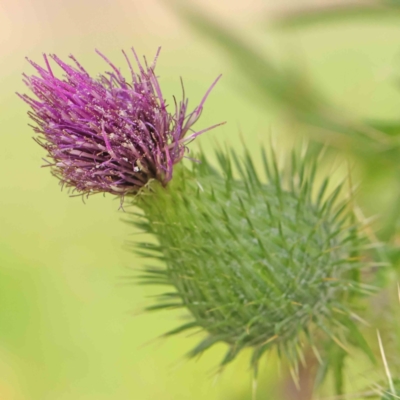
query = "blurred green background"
(2, 0, 400, 399)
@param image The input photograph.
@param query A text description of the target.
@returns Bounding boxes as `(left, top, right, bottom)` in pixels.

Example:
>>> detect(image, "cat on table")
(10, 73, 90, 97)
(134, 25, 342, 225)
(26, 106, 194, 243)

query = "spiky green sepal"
(133, 147, 373, 371)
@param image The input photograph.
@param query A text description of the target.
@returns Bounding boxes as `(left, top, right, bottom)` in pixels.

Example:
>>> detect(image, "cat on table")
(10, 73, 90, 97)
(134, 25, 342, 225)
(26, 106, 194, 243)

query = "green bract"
(133, 147, 372, 371)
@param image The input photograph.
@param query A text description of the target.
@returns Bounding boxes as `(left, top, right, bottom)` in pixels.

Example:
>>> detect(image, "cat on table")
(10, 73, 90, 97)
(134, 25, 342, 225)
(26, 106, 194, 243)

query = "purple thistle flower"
(19, 48, 222, 198)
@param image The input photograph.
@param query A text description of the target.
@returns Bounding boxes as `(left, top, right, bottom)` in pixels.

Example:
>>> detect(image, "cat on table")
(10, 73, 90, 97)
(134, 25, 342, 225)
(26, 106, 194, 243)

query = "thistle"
(20, 48, 375, 383)
(134, 146, 374, 373)
(18, 48, 222, 197)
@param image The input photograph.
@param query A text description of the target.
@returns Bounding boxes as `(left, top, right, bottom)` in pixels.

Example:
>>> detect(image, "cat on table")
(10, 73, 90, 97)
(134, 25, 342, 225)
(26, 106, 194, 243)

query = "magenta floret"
(19, 48, 222, 197)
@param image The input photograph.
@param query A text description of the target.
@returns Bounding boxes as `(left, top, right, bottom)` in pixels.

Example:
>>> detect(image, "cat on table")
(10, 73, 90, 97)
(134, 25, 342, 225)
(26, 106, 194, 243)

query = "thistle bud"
(135, 146, 372, 370)
(19, 49, 221, 197)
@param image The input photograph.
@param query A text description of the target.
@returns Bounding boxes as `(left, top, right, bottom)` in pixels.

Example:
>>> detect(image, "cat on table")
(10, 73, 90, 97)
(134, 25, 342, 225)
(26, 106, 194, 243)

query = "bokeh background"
(2, 0, 400, 399)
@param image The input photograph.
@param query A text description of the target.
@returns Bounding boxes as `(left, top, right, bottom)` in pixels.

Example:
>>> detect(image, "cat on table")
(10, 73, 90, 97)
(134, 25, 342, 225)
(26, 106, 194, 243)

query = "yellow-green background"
(1, 1, 400, 399)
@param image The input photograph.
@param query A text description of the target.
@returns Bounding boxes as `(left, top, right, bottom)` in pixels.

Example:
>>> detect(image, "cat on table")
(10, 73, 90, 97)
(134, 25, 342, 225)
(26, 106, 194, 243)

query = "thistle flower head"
(19, 48, 222, 197)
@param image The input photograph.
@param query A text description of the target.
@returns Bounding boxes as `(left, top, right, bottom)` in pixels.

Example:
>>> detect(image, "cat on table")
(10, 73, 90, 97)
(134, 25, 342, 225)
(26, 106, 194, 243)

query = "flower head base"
(136, 145, 372, 371)
(19, 48, 222, 197)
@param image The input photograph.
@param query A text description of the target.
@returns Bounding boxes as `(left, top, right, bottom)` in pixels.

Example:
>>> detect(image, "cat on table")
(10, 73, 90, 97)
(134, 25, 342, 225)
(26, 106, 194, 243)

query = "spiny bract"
(133, 146, 372, 370)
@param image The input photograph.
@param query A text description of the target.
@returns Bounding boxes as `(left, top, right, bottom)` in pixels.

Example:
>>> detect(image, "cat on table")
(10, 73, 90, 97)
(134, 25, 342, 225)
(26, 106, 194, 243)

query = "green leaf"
(273, 3, 400, 30)
(367, 120, 400, 137)
(168, 1, 323, 113)
(168, 2, 398, 157)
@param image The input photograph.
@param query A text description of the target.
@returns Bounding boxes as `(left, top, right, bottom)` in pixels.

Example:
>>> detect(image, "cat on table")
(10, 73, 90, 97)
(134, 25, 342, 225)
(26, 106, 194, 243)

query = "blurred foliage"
(273, 1, 400, 29)
(379, 378, 400, 399)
